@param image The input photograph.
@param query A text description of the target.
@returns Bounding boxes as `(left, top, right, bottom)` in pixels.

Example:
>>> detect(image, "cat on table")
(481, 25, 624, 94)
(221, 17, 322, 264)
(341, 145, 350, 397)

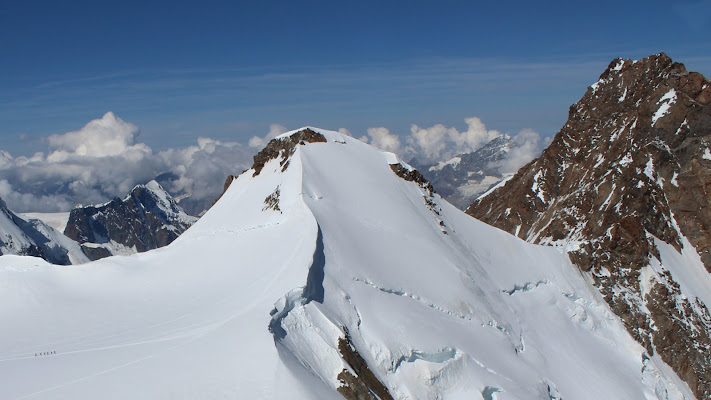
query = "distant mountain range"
(64, 180, 197, 260)
(0, 180, 196, 263)
(416, 134, 513, 209)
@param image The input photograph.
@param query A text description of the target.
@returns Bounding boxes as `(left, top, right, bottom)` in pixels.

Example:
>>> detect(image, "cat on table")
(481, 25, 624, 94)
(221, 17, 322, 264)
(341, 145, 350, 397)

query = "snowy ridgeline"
(0, 128, 696, 399)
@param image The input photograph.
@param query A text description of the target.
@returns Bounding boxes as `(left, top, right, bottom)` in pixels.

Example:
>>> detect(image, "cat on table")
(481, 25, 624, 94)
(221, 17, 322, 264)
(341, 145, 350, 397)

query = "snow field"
(0, 127, 696, 399)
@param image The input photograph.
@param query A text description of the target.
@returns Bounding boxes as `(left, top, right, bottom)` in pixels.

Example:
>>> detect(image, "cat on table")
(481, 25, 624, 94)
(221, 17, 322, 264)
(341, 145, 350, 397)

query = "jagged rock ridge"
(64, 180, 197, 260)
(418, 134, 513, 209)
(251, 127, 327, 176)
(467, 53, 711, 398)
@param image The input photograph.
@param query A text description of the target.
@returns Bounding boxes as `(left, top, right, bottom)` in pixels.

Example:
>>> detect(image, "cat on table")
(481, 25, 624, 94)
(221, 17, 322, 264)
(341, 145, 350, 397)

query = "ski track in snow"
(3, 221, 307, 398)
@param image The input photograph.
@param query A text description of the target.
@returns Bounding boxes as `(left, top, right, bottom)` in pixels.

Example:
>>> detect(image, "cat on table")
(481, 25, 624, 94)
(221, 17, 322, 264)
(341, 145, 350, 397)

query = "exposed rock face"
(0, 197, 87, 265)
(419, 134, 513, 209)
(64, 180, 197, 260)
(467, 53, 711, 398)
(251, 127, 327, 176)
(389, 163, 436, 197)
(212, 174, 237, 207)
(336, 332, 394, 400)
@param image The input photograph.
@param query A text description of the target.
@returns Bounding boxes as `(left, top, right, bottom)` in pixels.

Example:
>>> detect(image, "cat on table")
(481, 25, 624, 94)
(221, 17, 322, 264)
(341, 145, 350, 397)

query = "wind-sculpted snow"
(0, 127, 697, 399)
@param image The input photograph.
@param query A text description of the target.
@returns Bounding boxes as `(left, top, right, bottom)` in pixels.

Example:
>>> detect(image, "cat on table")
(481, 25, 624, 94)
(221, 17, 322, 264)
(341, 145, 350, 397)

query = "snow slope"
(0, 128, 694, 399)
(19, 213, 70, 233)
(0, 202, 87, 265)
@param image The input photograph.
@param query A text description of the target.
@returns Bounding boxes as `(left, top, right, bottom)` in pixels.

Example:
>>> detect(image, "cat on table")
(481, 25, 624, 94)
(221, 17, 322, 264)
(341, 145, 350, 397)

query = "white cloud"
(359, 116, 544, 174)
(365, 127, 401, 153)
(46, 111, 150, 161)
(488, 128, 544, 174)
(407, 117, 502, 162)
(0, 112, 257, 214)
(0, 179, 74, 213)
(361, 117, 502, 164)
(248, 123, 287, 148)
(0, 113, 545, 214)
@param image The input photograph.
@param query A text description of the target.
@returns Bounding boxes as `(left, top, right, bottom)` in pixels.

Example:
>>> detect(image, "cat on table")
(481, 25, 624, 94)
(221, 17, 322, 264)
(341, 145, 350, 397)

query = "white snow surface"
(19, 212, 70, 233)
(0, 128, 695, 399)
(476, 174, 513, 201)
(1, 210, 87, 265)
(651, 89, 677, 126)
(138, 180, 198, 225)
(429, 156, 462, 172)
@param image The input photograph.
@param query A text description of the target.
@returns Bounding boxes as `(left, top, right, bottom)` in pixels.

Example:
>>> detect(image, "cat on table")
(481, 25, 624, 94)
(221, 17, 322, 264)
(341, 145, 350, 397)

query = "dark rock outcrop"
(389, 163, 436, 197)
(64, 181, 197, 260)
(467, 53, 711, 398)
(336, 331, 393, 400)
(212, 174, 237, 207)
(251, 127, 327, 176)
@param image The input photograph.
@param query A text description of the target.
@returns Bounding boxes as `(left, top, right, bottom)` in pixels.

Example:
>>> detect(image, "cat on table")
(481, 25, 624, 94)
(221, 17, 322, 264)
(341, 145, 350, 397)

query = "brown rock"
(467, 53, 711, 399)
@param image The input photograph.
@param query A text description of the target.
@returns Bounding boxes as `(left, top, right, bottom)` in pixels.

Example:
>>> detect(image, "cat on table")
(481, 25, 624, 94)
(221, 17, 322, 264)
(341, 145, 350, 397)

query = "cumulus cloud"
(248, 123, 287, 148)
(0, 112, 256, 214)
(361, 117, 503, 164)
(488, 128, 543, 174)
(407, 117, 500, 162)
(0, 113, 545, 214)
(0, 180, 74, 212)
(46, 112, 148, 161)
(360, 116, 544, 174)
(366, 127, 401, 153)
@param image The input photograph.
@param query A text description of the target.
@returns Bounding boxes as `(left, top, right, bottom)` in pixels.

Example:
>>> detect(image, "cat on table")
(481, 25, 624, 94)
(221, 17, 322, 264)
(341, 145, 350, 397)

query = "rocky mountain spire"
(467, 53, 711, 398)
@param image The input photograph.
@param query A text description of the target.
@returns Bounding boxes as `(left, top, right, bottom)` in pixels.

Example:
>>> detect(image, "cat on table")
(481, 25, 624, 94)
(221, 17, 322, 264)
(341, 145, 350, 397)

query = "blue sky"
(2, 0, 710, 155)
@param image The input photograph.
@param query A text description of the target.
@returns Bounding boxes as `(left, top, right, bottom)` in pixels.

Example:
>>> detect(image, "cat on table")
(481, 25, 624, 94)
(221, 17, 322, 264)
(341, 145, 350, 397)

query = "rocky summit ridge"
(467, 53, 711, 398)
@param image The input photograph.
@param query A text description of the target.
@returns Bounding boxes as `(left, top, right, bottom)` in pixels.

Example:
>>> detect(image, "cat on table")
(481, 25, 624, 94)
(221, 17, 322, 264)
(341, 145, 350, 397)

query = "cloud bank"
(359, 117, 544, 169)
(0, 112, 254, 214)
(0, 113, 544, 215)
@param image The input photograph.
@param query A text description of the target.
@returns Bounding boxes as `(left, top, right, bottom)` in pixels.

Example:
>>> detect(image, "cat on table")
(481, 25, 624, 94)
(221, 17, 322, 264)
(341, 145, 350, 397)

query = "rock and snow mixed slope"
(0, 128, 696, 399)
(418, 134, 513, 210)
(0, 198, 87, 265)
(64, 180, 197, 260)
(468, 53, 711, 398)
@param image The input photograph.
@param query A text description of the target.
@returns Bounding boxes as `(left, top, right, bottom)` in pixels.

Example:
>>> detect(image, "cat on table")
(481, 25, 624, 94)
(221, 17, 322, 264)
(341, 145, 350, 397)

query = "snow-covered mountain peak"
(0, 122, 697, 399)
(64, 180, 197, 260)
(0, 197, 87, 265)
(133, 179, 192, 219)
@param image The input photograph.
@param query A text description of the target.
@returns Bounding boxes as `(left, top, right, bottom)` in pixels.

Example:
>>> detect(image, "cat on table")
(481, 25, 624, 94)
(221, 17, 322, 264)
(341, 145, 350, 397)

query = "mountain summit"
(64, 180, 197, 260)
(0, 198, 87, 265)
(0, 127, 695, 399)
(468, 53, 711, 398)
